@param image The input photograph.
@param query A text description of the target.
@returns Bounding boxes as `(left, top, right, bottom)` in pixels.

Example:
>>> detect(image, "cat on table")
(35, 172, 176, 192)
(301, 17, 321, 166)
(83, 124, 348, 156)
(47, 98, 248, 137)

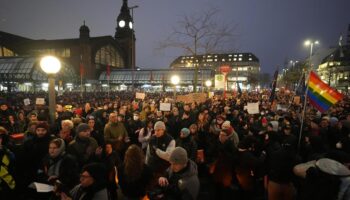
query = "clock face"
(118, 20, 125, 28)
(129, 22, 133, 29)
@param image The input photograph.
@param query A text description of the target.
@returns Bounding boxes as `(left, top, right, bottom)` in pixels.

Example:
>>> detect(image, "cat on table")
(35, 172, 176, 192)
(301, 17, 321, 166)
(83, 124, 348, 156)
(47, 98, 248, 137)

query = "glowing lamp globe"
(40, 56, 61, 74)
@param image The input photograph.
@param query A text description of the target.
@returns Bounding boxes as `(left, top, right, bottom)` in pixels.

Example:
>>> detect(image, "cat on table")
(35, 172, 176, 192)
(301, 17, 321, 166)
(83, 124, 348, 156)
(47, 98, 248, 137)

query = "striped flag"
(307, 71, 343, 112)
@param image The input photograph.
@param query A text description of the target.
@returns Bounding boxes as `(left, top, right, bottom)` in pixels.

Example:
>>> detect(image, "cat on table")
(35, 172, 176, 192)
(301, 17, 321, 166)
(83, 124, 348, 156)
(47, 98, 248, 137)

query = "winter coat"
(166, 160, 200, 200)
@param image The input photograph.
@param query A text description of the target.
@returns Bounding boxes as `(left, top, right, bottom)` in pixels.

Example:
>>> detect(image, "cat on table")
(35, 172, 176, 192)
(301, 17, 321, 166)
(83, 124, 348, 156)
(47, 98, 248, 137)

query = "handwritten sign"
(247, 102, 259, 114)
(35, 98, 45, 105)
(24, 98, 30, 106)
(159, 103, 171, 111)
(136, 92, 146, 100)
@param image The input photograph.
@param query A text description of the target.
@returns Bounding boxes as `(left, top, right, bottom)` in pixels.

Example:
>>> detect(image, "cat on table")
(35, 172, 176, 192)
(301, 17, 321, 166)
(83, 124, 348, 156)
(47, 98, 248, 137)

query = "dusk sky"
(1, 0, 349, 74)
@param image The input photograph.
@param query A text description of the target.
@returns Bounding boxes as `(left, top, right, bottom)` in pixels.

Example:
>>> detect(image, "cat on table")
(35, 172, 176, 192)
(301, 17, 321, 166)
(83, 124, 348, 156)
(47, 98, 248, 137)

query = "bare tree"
(157, 8, 236, 92)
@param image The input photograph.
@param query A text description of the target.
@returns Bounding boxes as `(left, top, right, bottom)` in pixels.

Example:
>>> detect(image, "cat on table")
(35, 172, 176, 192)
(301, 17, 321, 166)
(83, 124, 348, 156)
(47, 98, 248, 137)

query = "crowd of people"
(0, 90, 350, 200)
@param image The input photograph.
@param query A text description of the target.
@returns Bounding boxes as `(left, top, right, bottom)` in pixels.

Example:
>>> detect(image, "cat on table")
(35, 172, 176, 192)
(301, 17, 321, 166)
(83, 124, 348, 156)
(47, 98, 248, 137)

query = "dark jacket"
(176, 136, 197, 161)
(118, 164, 153, 199)
(166, 160, 200, 200)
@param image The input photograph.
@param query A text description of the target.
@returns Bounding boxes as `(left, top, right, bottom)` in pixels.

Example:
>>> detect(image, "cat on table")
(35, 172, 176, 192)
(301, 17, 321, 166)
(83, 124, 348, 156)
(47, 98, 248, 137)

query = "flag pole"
(297, 70, 311, 153)
(288, 72, 305, 109)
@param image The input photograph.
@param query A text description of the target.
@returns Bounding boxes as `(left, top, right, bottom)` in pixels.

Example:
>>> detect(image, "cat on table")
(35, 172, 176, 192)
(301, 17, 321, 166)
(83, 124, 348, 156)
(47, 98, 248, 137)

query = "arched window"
(0, 46, 17, 57)
(95, 44, 124, 68)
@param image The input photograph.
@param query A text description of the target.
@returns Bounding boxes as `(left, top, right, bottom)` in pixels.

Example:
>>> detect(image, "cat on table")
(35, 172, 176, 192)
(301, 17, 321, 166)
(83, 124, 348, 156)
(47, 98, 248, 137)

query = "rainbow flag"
(307, 71, 343, 112)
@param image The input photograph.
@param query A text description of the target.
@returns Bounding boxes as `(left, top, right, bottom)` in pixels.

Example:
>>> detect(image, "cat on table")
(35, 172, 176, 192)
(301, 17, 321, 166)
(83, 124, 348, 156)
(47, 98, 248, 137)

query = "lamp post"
(129, 5, 138, 91)
(304, 40, 319, 70)
(171, 75, 180, 99)
(205, 80, 212, 92)
(40, 56, 61, 125)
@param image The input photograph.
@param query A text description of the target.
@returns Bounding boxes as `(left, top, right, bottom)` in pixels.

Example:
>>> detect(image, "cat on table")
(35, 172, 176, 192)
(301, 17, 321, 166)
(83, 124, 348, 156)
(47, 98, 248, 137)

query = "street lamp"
(304, 40, 319, 70)
(40, 56, 61, 125)
(129, 5, 138, 91)
(205, 80, 212, 92)
(171, 75, 180, 98)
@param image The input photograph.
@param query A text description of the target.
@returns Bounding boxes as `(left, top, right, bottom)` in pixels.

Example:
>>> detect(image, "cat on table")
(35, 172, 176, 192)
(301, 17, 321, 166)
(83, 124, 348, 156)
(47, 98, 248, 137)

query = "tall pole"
(129, 5, 138, 92)
(48, 75, 56, 125)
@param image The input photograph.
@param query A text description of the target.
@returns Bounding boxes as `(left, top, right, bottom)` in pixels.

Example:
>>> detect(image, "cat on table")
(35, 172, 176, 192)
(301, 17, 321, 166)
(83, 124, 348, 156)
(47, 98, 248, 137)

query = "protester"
(67, 123, 98, 169)
(157, 147, 200, 200)
(118, 144, 153, 199)
(146, 121, 175, 176)
(60, 163, 109, 200)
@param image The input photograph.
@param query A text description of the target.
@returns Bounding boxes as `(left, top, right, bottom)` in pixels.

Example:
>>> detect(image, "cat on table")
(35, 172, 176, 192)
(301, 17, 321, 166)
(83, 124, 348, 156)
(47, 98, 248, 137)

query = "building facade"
(317, 25, 350, 92)
(170, 53, 260, 89)
(0, 0, 135, 82)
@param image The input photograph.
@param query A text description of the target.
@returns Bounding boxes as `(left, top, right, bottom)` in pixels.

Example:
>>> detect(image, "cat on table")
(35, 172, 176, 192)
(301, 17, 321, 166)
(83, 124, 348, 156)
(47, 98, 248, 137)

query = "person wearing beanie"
(104, 112, 129, 155)
(158, 147, 200, 200)
(22, 122, 56, 187)
(67, 123, 98, 169)
(63, 163, 109, 200)
(221, 121, 240, 147)
(176, 128, 198, 161)
(235, 136, 265, 197)
(294, 158, 350, 200)
(145, 120, 175, 176)
(37, 138, 79, 194)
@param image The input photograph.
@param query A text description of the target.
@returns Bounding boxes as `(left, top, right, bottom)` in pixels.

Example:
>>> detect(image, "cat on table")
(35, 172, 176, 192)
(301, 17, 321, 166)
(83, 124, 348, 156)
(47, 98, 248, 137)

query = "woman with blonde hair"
(118, 144, 153, 199)
(58, 119, 75, 145)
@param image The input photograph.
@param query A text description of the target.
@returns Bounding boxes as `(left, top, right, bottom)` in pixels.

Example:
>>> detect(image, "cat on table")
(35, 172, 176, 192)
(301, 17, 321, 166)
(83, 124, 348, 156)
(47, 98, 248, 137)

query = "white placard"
(33, 182, 54, 193)
(136, 92, 146, 100)
(24, 98, 30, 106)
(214, 74, 225, 89)
(247, 102, 259, 114)
(35, 98, 45, 105)
(159, 103, 171, 111)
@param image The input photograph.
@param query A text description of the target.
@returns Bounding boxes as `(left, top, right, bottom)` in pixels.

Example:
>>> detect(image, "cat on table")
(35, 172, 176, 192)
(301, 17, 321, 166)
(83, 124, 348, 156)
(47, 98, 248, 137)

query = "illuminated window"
(229, 54, 232, 57)
(0, 46, 16, 56)
(214, 55, 217, 58)
(249, 58, 252, 61)
(234, 58, 237, 61)
(222, 59, 225, 62)
(214, 59, 217, 61)
(95, 44, 124, 67)
(239, 54, 243, 57)
(239, 58, 242, 61)
(229, 59, 231, 61)
(234, 54, 237, 57)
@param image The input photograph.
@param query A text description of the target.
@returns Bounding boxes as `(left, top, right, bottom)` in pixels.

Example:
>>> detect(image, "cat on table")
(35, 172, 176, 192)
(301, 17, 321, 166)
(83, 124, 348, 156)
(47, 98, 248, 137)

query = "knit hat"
(82, 163, 107, 185)
(221, 120, 231, 130)
(154, 121, 166, 130)
(261, 117, 268, 124)
(169, 147, 188, 165)
(76, 123, 90, 133)
(329, 117, 339, 126)
(268, 121, 279, 132)
(181, 128, 190, 137)
(36, 122, 49, 131)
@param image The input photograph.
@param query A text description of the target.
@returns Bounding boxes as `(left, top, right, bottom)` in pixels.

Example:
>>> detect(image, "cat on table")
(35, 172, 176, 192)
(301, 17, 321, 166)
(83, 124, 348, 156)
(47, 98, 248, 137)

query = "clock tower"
(115, 0, 135, 69)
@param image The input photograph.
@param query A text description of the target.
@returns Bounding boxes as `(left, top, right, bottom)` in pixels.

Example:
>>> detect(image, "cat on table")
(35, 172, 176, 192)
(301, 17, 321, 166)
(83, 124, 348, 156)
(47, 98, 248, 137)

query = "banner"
(215, 74, 225, 89)
(176, 93, 207, 104)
